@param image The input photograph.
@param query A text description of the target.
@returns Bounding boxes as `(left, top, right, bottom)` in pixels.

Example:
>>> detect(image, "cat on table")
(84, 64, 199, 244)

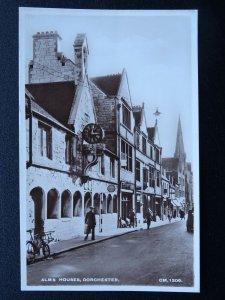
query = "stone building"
(133, 104, 162, 222)
(162, 117, 193, 214)
(185, 162, 194, 210)
(91, 69, 136, 225)
(25, 30, 166, 240)
(26, 32, 118, 239)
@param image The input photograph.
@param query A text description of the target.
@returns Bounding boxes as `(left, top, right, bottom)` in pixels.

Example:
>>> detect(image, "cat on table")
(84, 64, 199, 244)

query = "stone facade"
(29, 31, 75, 83)
(25, 30, 192, 242)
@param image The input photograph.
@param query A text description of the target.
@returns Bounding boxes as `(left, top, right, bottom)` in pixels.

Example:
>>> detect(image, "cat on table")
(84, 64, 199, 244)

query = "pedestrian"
(145, 209, 153, 230)
(84, 206, 96, 241)
(168, 213, 171, 222)
(179, 209, 185, 220)
(129, 209, 135, 228)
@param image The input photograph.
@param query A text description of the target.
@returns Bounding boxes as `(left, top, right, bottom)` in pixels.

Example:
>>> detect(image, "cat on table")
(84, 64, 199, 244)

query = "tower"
(73, 34, 89, 85)
(174, 116, 186, 171)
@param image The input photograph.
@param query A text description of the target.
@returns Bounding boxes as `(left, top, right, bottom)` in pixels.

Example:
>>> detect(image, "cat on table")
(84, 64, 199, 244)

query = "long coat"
(145, 211, 153, 224)
(85, 211, 96, 228)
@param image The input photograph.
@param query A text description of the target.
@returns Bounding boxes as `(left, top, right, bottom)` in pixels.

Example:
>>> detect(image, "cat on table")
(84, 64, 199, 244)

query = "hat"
(89, 206, 94, 209)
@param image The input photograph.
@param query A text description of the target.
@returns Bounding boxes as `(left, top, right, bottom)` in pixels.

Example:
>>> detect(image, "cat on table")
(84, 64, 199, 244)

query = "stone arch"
(47, 188, 59, 219)
(73, 191, 82, 217)
(113, 195, 117, 213)
(30, 187, 45, 235)
(102, 193, 106, 214)
(84, 192, 91, 215)
(94, 193, 100, 215)
(107, 194, 113, 213)
(61, 190, 72, 218)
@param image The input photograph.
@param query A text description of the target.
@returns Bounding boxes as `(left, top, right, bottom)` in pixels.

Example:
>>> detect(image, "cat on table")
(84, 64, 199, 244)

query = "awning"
(141, 187, 154, 194)
(121, 189, 134, 194)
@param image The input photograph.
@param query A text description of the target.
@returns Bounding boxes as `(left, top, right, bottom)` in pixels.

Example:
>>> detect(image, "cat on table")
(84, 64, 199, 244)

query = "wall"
(29, 32, 74, 83)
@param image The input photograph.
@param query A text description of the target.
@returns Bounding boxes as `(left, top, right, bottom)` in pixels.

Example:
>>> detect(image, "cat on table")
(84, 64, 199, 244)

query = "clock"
(82, 123, 104, 144)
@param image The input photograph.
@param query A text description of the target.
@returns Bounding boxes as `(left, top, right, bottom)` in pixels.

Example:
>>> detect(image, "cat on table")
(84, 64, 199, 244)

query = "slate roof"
(147, 127, 155, 141)
(162, 157, 179, 171)
(91, 74, 122, 96)
(25, 89, 73, 131)
(26, 81, 76, 126)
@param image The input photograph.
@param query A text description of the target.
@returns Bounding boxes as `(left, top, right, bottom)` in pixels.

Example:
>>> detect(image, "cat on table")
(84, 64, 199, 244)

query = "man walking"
(129, 209, 135, 228)
(84, 206, 96, 240)
(145, 209, 153, 230)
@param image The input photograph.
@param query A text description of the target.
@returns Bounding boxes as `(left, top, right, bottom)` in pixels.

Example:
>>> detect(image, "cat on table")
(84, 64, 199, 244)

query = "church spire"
(174, 116, 186, 161)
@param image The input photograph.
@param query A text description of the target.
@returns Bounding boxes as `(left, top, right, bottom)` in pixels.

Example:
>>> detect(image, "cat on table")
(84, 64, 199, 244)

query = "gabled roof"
(147, 127, 155, 141)
(91, 74, 122, 96)
(162, 157, 179, 171)
(26, 81, 77, 126)
(25, 89, 74, 132)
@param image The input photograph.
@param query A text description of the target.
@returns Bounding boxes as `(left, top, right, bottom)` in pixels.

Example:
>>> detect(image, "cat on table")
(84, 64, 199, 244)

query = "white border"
(19, 8, 199, 293)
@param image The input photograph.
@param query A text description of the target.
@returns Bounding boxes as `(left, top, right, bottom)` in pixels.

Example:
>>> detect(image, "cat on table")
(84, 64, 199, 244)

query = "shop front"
(120, 182, 134, 225)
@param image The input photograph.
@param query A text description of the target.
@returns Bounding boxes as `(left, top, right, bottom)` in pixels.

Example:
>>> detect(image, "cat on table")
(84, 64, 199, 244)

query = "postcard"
(19, 8, 199, 292)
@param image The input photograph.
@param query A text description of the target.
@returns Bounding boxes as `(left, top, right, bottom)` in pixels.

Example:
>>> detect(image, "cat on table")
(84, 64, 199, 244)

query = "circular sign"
(107, 184, 116, 192)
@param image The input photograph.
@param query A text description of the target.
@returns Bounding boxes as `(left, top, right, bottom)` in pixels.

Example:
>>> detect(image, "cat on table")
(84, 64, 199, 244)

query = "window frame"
(38, 121, 52, 159)
(122, 104, 131, 129)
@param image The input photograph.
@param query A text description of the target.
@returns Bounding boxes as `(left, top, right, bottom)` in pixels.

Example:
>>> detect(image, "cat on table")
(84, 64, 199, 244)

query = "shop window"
(38, 122, 52, 159)
(136, 201, 140, 213)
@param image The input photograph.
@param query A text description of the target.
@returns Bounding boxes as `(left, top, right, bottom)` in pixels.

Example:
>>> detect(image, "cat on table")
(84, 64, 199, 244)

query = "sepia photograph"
(19, 8, 199, 292)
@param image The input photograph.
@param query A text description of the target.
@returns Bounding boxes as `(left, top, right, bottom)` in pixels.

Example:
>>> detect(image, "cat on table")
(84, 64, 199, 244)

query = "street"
(27, 220, 193, 287)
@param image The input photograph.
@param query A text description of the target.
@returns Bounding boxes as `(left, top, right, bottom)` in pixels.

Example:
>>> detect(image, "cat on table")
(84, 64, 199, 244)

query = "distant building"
(162, 117, 193, 213)
(25, 30, 174, 240)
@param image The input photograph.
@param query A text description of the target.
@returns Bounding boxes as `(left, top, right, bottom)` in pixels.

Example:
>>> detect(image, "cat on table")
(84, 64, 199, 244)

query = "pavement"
(31, 217, 183, 263)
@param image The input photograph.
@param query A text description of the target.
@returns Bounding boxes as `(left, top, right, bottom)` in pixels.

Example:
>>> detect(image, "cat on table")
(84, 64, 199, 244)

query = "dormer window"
(122, 104, 131, 129)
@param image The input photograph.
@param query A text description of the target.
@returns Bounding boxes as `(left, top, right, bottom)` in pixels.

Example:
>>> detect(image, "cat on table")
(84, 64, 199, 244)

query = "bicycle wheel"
(26, 241, 35, 264)
(42, 243, 50, 258)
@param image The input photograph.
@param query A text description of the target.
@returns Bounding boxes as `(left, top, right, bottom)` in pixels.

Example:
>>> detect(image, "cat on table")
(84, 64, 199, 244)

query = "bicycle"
(26, 229, 54, 264)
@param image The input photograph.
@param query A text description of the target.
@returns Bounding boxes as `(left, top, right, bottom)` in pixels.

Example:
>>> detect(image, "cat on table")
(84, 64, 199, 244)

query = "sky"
(20, 8, 198, 163)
